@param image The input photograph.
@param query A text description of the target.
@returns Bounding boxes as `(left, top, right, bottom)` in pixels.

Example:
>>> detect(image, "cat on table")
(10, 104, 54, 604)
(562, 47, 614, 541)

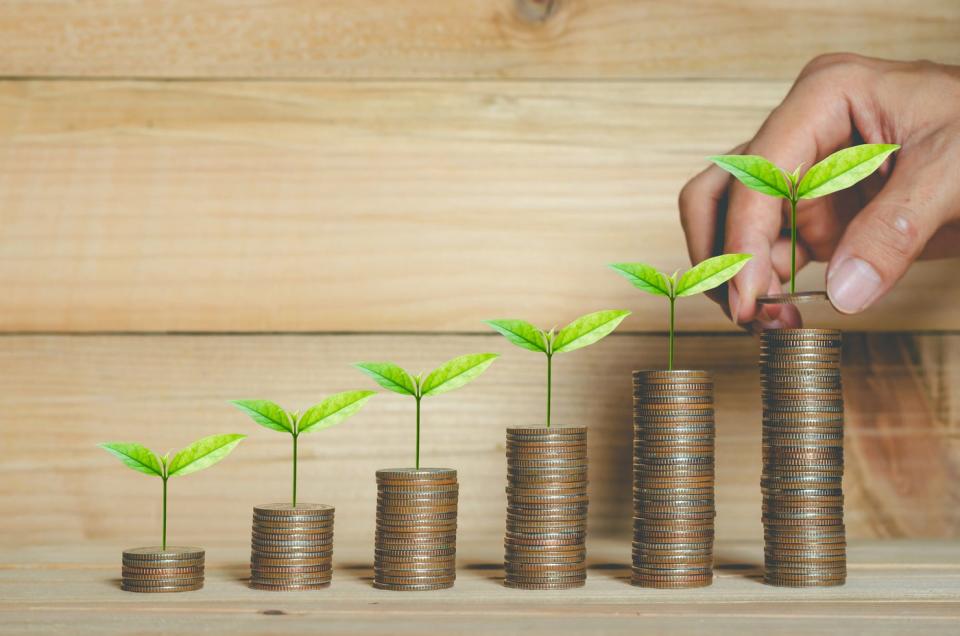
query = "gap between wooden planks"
(0, 0, 957, 79)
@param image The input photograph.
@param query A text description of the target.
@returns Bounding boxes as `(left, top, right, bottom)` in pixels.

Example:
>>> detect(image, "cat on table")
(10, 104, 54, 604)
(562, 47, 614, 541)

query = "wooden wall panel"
(2, 80, 957, 333)
(0, 1, 957, 79)
(1, 333, 955, 548)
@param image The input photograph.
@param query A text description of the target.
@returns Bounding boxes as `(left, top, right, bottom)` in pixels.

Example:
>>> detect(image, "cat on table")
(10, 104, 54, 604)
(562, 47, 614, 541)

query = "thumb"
(826, 158, 949, 314)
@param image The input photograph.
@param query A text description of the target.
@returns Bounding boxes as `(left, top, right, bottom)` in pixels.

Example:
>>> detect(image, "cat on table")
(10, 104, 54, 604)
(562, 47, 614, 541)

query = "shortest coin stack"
(504, 426, 588, 590)
(250, 503, 335, 591)
(374, 468, 458, 591)
(632, 370, 716, 589)
(121, 546, 205, 593)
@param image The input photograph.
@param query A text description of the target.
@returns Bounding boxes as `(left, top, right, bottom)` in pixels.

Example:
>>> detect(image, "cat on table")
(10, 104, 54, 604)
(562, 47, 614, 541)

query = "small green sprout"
(710, 143, 899, 293)
(231, 391, 376, 507)
(98, 434, 246, 549)
(610, 254, 752, 369)
(354, 353, 498, 469)
(485, 309, 631, 428)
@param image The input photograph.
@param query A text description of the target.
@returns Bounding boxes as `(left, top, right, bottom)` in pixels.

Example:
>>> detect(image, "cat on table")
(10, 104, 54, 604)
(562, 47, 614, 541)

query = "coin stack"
(504, 426, 588, 590)
(761, 328, 846, 587)
(374, 468, 458, 591)
(249, 503, 335, 591)
(632, 370, 715, 588)
(121, 546, 204, 593)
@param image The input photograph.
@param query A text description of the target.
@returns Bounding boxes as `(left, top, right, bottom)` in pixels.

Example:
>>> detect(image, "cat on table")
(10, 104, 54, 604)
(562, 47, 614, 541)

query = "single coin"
(252, 569, 333, 581)
(121, 573, 205, 584)
(122, 546, 204, 561)
(121, 564, 204, 576)
(251, 563, 333, 574)
(373, 581, 455, 591)
(503, 580, 585, 590)
(122, 581, 204, 593)
(121, 575, 204, 586)
(255, 503, 334, 514)
(250, 581, 331, 591)
(377, 467, 457, 479)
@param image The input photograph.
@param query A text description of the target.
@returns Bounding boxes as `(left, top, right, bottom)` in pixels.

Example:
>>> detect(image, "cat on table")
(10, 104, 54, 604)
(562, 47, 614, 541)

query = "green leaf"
(230, 399, 292, 434)
(709, 155, 791, 198)
(608, 263, 671, 297)
(552, 310, 631, 354)
(675, 253, 753, 298)
(353, 362, 417, 396)
(484, 319, 546, 353)
(420, 353, 499, 397)
(797, 143, 899, 199)
(297, 390, 376, 435)
(98, 442, 164, 477)
(167, 433, 246, 478)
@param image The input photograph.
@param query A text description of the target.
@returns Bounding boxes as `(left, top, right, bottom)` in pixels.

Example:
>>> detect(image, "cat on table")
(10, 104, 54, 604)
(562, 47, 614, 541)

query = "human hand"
(679, 53, 960, 330)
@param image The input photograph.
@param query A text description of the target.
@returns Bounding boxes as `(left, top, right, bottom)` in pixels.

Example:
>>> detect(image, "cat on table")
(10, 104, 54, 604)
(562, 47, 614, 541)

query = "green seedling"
(709, 143, 899, 293)
(485, 309, 631, 428)
(610, 254, 751, 370)
(98, 434, 246, 549)
(354, 353, 499, 469)
(231, 391, 376, 507)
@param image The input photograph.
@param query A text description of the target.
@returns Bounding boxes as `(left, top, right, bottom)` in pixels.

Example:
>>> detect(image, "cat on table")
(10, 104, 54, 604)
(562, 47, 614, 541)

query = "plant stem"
(546, 354, 553, 429)
(668, 295, 676, 371)
(292, 434, 298, 508)
(161, 477, 168, 551)
(415, 396, 422, 469)
(790, 197, 798, 294)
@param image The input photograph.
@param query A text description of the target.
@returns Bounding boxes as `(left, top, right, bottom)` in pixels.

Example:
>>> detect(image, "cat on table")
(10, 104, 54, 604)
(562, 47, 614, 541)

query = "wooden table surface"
(2, 540, 957, 635)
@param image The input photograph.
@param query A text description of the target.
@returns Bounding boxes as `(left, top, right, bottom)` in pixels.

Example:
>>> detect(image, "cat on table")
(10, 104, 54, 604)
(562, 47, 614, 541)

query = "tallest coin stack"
(760, 328, 846, 587)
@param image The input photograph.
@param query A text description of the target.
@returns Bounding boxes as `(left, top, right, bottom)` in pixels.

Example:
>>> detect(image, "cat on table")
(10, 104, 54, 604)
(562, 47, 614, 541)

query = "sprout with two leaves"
(709, 143, 899, 295)
(231, 391, 376, 507)
(98, 434, 246, 550)
(485, 310, 631, 428)
(354, 353, 499, 469)
(610, 255, 752, 369)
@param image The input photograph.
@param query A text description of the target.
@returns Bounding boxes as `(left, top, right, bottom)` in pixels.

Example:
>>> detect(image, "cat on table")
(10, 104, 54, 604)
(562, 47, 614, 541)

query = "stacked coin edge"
(249, 503, 335, 591)
(632, 370, 715, 588)
(761, 328, 846, 587)
(121, 546, 205, 593)
(374, 468, 458, 591)
(504, 426, 588, 590)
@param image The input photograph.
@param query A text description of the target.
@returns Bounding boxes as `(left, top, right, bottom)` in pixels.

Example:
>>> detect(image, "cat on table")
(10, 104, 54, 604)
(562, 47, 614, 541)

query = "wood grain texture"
(1, 541, 958, 635)
(1, 333, 956, 549)
(2, 80, 958, 332)
(0, 1, 957, 79)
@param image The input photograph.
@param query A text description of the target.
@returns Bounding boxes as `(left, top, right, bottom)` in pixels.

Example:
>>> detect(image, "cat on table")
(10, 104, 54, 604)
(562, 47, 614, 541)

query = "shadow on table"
(588, 562, 631, 585)
(463, 562, 504, 584)
(713, 551, 763, 583)
(338, 561, 374, 583)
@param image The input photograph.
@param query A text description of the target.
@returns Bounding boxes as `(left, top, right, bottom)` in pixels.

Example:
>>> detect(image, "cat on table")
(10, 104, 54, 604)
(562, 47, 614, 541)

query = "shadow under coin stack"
(249, 503, 335, 591)
(632, 370, 715, 588)
(374, 468, 458, 591)
(761, 328, 846, 587)
(121, 547, 204, 593)
(504, 426, 588, 590)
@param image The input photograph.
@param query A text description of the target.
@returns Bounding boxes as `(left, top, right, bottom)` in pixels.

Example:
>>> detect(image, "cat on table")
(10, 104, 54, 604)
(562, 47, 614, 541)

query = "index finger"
(725, 68, 860, 325)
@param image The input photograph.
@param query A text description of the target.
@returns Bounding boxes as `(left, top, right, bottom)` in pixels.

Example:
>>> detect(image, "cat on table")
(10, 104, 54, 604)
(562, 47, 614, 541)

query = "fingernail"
(755, 307, 784, 331)
(728, 285, 740, 324)
(828, 257, 883, 313)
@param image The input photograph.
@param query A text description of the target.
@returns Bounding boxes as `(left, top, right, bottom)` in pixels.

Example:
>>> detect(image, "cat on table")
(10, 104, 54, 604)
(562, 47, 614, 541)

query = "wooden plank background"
(0, 0, 957, 550)
(0, 1, 957, 79)
(1, 333, 956, 548)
